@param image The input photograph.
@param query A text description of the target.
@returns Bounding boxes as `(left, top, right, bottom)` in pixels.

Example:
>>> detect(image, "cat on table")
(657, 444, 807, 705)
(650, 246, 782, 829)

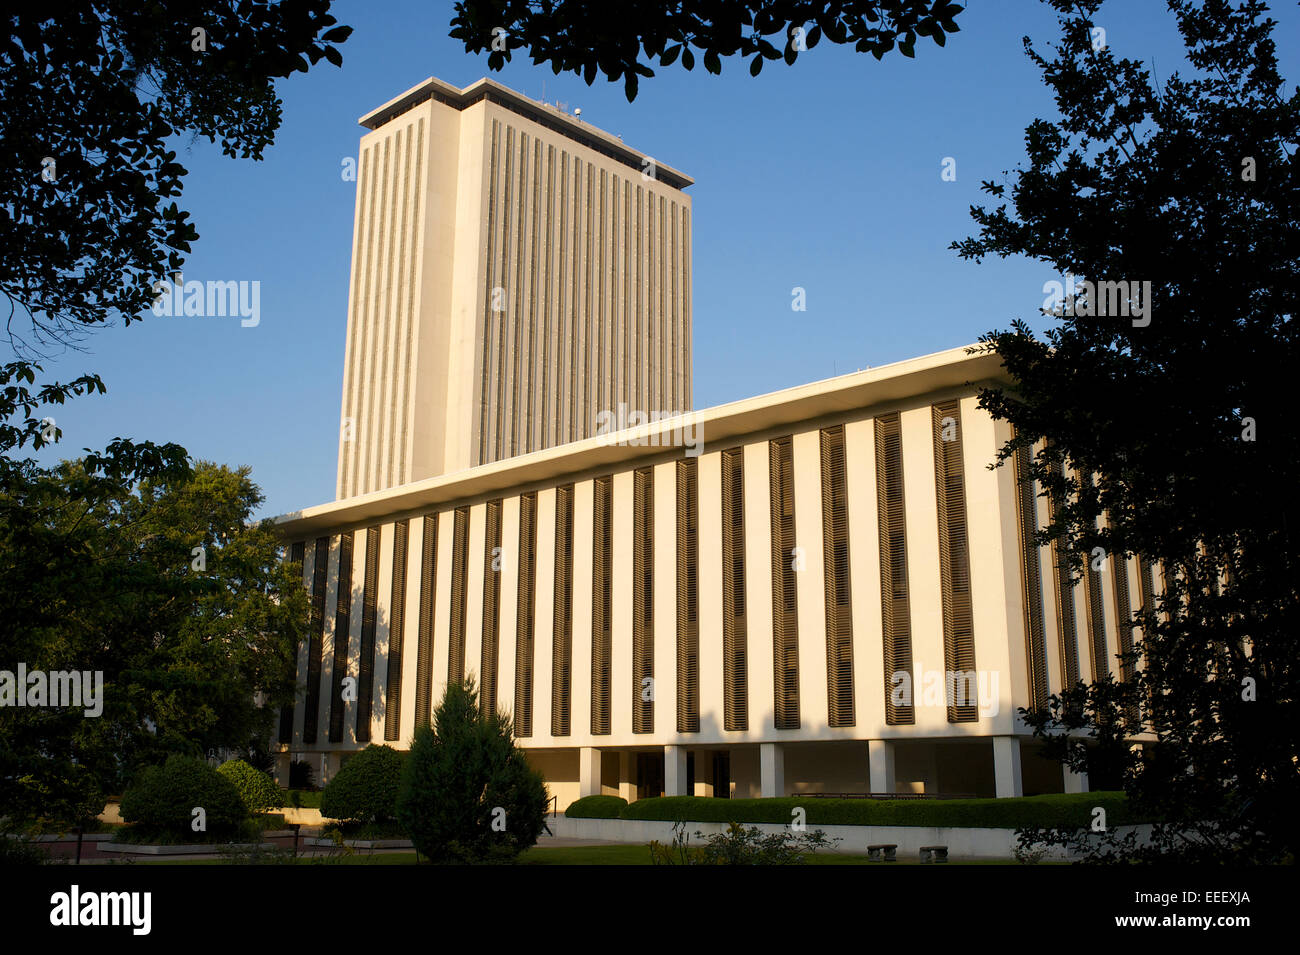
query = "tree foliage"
(0, 460, 309, 822)
(450, 0, 963, 101)
(0, 2, 350, 465)
(952, 0, 1299, 862)
(397, 677, 549, 864)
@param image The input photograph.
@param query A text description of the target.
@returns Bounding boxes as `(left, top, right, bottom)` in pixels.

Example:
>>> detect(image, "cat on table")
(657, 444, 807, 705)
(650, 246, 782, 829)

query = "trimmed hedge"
(565, 795, 628, 819)
(609, 792, 1140, 828)
(119, 755, 246, 836)
(286, 789, 322, 809)
(218, 759, 282, 813)
(321, 744, 405, 824)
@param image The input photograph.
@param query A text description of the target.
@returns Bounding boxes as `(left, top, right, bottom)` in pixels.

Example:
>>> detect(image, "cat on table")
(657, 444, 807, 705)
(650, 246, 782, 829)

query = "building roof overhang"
(273, 345, 1006, 538)
(358, 75, 694, 191)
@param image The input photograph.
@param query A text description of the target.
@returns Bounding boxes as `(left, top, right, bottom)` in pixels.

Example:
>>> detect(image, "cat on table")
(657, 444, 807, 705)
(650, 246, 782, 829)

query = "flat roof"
(274, 345, 1006, 536)
(358, 76, 694, 191)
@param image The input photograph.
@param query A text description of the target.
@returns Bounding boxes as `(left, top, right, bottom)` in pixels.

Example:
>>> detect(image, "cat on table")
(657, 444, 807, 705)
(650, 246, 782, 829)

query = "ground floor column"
(1063, 763, 1089, 793)
(273, 752, 291, 789)
(619, 751, 635, 803)
(760, 742, 785, 798)
(993, 736, 1023, 798)
(664, 745, 689, 796)
(868, 739, 896, 794)
(579, 747, 601, 798)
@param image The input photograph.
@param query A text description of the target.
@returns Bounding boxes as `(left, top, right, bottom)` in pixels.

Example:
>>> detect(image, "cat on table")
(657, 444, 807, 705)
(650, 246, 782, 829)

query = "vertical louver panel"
(328, 532, 355, 743)
(302, 536, 329, 744)
(769, 436, 800, 730)
(934, 405, 978, 721)
(356, 525, 381, 742)
(591, 476, 613, 735)
(820, 426, 855, 727)
(1083, 479, 1109, 679)
(384, 521, 408, 741)
(1049, 460, 1081, 692)
(675, 459, 700, 733)
(414, 514, 437, 727)
(279, 541, 306, 744)
(1139, 557, 1156, 625)
(515, 493, 538, 737)
(632, 468, 654, 734)
(721, 447, 748, 731)
(448, 507, 470, 686)
(1116, 552, 1142, 724)
(552, 485, 575, 736)
(1013, 442, 1048, 714)
(1113, 552, 1137, 690)
(875, 414, 914, 725)
(481, 500, 504, 716)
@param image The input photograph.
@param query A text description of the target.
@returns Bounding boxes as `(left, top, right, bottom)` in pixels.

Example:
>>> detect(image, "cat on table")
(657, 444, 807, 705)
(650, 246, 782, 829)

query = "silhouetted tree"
(953, 0, 1299, 862)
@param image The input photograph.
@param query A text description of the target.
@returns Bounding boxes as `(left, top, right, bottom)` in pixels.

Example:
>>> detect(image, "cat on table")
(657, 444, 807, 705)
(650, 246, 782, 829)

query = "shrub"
(218, 759, 283, 814)
(565, 795, 628, 819)
(320, 745, 405, 824)
(619, 792, 1139, 828)
(287, 789, 321, 809)
(119, 755, 246, 837)
(289, 759, 315, 790)
(649, 820, 840, 865)
(0, 829, 49, 865)
(397, 677, 549, 864)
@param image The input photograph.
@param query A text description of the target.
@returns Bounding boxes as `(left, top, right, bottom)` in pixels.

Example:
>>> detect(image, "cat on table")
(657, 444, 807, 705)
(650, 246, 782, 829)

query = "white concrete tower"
(336, 76, 694, 499)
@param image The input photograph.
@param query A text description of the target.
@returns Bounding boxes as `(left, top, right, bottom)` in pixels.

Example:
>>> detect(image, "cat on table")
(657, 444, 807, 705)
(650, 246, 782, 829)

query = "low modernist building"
(273, 78, 1149, 806)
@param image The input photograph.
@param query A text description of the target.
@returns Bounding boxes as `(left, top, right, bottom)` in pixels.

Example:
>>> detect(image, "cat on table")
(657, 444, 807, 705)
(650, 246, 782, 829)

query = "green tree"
(951, 0, 1299, 862)
(0, 459, 309, 824)
(0, 3, 350, 468)
(450, 0, 963, 101)
(397, 677, 549, 864)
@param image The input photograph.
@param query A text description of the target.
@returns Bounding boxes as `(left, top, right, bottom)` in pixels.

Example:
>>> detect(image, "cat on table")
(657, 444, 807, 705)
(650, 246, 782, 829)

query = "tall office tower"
(336, 76, 695, 500)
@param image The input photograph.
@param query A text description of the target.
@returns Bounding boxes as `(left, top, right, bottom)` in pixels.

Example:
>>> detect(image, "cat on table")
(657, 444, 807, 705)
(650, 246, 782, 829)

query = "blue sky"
(21, 0, 1300, 519)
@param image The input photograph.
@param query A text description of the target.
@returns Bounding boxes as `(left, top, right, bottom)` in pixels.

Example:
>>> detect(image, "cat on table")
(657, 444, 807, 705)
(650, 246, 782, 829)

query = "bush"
(0, 830, 49, 865)
(289, 759, 315, 790)
(619, 792, 1139, 828)
(650, 820, 840, 865)
(565, 795, 628, 819)
(287, 789, 321, 809)
(320, 745, 405, 824)
(217, 759, 283, 814)
(119, 755, 246, 837)
(397, 677, 549, 864)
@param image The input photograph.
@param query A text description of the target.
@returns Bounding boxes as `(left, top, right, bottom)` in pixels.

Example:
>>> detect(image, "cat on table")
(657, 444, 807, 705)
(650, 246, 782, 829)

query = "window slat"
(820, 426, 855, 727)
(875, 414, 914, 724)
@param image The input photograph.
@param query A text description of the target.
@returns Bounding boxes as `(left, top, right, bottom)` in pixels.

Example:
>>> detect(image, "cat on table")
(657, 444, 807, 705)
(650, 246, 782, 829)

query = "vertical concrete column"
(274, 753, 291, 789)
(665, 746, 689, 797)
(1063, 764, 1090, 794)
(619, 751, 636, 803)
(760, 742, 785, 798)
(868, 739, 896, 794)
(694, 752, 713, 797)
(579, 747, 601, 798)
(993, 736, 1024, 798)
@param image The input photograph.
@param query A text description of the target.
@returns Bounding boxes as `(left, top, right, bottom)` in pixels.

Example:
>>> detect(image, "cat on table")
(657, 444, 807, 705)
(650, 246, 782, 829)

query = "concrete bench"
(919, 845, 949, 864)
(866, 844, 898, 862)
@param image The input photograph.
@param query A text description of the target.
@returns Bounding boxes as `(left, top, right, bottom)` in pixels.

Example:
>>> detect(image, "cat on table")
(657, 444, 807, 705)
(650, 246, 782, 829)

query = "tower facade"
(336, 76, 694, 499)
